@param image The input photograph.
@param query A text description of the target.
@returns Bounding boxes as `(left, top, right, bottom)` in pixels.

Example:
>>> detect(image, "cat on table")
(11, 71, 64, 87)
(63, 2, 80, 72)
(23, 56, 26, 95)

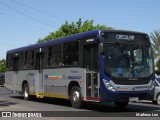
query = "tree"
(0, 59, 6, 72)
(150, 29, 160, 74)
(150, 29, 160, 60)
(155, 58, 160, 75)
(37, 18, 114, 43)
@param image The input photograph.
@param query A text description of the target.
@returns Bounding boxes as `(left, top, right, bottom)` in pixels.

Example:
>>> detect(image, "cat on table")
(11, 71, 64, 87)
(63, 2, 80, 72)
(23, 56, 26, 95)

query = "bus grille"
(112, 79, 150, 85)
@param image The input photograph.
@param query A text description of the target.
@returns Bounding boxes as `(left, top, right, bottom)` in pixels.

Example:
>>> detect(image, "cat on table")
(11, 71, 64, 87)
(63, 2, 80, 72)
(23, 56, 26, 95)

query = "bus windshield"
(104, 44, 153, 78)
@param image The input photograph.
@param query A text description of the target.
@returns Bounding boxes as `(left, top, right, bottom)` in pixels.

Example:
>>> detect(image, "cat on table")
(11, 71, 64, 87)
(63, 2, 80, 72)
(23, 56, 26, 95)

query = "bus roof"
(7, 30, 101, 54)
(7, 29, 148, 54)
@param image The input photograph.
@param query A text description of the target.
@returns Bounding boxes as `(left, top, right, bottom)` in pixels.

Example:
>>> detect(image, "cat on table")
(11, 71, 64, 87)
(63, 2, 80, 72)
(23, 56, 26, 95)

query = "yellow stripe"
(30, 92, 36, 95)
(44, 93, 68, 99)
(30, 92, 68, 99)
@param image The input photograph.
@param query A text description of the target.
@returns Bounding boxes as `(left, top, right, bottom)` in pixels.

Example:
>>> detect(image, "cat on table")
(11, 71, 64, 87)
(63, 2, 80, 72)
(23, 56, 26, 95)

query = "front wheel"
(114, 101, 129, 108)
(23, 84, 30, 101)
(70, 86, 82, 109)
(156, 94, 160, 105)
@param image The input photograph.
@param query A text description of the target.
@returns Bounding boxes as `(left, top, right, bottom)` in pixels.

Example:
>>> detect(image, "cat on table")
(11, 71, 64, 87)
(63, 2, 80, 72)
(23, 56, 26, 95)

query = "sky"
(0, 0, 160, 59)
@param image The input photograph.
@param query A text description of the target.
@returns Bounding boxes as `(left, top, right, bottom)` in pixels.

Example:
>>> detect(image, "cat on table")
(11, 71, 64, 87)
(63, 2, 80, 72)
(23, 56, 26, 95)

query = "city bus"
(5, 30, 155, 108)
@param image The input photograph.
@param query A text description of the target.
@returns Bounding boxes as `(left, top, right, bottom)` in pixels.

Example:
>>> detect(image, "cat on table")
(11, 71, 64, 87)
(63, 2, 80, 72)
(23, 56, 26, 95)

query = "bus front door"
(35, 53, 44, 98)
(84, 44, 99, 101)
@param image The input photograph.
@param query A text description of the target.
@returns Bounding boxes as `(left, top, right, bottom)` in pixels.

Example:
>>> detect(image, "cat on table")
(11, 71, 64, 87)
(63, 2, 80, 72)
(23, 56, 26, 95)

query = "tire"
(70, 86, 82, 109)
(23, 84, 30, 101)
(156, 94, 160, 105)
(114, 101, 129, 108)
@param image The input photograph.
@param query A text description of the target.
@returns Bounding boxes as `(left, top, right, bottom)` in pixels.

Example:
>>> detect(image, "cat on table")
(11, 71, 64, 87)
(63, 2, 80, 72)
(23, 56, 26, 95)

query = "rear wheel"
(114, 101, 129, 108)
(156, 94, 160, 105)
(23, 84, 30, 101)
(70, 86, 82, 109)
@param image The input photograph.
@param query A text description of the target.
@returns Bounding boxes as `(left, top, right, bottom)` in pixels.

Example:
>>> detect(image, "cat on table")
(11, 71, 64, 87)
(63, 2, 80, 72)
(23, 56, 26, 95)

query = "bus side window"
(47, 45, 61, 67)
(20, 52, 25, 70)
(6, 54, 13, 70)
(52, 45, 61, 67)
(13, 57, 19, 71)
(63, 41, 79, 66)
(25, 50, 34, 69)
(48, 47, 52, 67)
(23, 51, 28, 69)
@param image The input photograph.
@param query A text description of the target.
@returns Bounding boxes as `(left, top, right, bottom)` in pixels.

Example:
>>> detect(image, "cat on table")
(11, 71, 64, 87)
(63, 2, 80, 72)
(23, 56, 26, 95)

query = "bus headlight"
(103, 79, 116, 91)
(149, 80, 155, 90)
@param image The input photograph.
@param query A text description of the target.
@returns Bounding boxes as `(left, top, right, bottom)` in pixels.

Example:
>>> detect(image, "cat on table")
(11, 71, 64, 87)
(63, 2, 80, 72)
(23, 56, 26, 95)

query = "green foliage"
(150, 29, 160, 60)
(0, 59, 6, 72)
(156, 58, 160, 74)
(37, 18, 114, 43)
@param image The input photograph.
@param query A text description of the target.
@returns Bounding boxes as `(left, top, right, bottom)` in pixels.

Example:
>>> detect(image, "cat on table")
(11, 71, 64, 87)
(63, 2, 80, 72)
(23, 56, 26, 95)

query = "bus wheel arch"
(22, 80, 28, 92)
(68, 81, 80, 97)
(68, 81, 82, 108)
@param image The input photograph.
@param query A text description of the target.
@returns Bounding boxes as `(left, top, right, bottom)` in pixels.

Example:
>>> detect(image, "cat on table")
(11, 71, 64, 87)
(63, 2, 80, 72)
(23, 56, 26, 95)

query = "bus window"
(63, 41, 79, 66)
(27, 50, 34, 69)
(23, 51, 28, 69)
(20, 50, 34, 69)
(13, 57, 19, 71)
(48, 47, 52, 67)
(6, 54, 13, 70)
(19, 52, 25, 70)
(47, 45, 61, 67)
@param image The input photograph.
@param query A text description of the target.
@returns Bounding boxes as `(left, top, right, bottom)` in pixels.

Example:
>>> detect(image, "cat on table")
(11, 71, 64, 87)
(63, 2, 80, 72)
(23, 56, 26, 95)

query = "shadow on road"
(11, 95, 72, 107)
(82, 102, 160, 112)
(0, 100, 17, 107)
(10, 95, 160, 112)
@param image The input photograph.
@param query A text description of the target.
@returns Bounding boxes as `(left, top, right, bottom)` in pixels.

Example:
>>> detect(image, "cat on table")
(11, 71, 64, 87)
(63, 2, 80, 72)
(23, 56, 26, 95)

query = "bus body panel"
(5, 70, 36, 93)
(99, 78, 154, 102)
(43, 68, 85, 98)
(5, 71, 14, 91)
(6, 68, 87, 100)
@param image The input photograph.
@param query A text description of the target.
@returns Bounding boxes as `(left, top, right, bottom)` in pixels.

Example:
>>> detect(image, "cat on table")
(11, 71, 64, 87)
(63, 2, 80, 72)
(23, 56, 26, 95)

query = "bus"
(5, 30, 155, 108)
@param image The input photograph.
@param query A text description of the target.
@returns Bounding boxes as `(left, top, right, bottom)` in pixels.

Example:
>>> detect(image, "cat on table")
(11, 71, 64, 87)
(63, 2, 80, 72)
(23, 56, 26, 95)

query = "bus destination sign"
(116, 34, 135, 41)
(102, 32, 150, 44)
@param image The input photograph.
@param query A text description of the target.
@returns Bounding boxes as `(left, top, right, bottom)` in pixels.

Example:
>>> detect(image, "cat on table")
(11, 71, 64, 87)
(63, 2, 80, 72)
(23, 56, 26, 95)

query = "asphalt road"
(0, 86, 159, 120)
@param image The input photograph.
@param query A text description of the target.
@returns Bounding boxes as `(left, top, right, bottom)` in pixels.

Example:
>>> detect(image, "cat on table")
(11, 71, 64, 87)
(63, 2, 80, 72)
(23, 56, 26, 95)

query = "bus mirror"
(99, 43, 104, 55)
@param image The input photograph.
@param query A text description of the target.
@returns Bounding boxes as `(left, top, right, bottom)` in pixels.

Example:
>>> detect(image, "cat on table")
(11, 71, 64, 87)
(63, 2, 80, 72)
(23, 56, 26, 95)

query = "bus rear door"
(35, 48, 44, 98)
(12, 55, 19, 93)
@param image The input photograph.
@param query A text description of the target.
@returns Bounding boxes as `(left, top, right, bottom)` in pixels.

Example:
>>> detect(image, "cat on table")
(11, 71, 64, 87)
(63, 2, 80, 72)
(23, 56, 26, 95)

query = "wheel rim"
(157, 95, 160, 105)
(72, 91, 80, 102)
(24, 87, 28, 98)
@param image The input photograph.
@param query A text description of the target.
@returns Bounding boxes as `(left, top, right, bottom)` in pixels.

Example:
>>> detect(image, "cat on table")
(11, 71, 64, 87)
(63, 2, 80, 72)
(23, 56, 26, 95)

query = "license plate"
(129, 97, 139, 101)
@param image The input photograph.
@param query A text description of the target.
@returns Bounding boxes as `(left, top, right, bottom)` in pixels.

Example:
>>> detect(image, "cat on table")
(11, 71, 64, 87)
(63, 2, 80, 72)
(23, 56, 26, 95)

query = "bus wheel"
(70, 86, 82, 109)
(23, 84, 30, 101)
(114, 101, 129, 108)
(156, 94, 160, 105)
